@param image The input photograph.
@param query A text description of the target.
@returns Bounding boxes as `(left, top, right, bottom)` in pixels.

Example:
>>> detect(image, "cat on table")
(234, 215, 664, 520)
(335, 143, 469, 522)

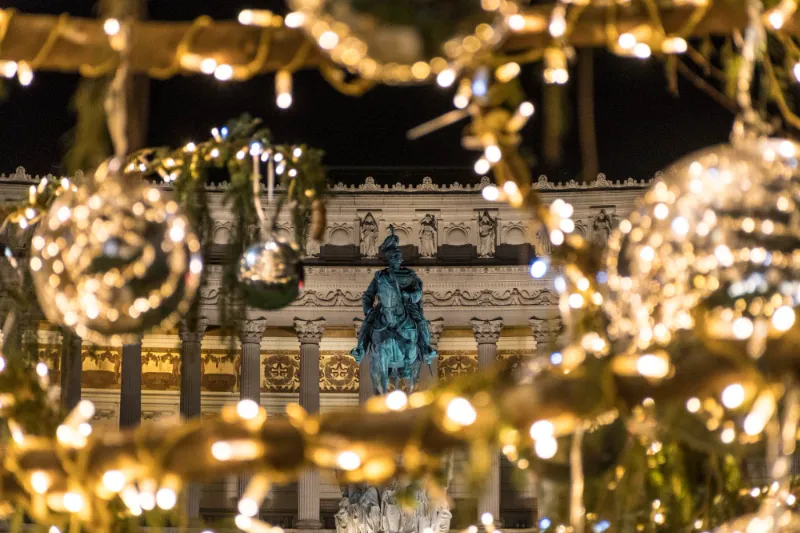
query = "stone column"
(472, 317, 504, 525)
(178, 316, 209, 518)
(60, 331, 83, 411)
(529, 315, 564, 355)
(294, 318, 326, 529)
(529, 315, 562, 521)
(236, 317, 267, 497)
(119, 338, 142, 429)
(354, 318, 373, 404)
(420, 317, 445, 389)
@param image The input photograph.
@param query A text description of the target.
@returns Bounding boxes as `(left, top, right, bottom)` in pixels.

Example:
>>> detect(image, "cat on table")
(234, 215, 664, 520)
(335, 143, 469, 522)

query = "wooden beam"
(0, 3, 781, 78)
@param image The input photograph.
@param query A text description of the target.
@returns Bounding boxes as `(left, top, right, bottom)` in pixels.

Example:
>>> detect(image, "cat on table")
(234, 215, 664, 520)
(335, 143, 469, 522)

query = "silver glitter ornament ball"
(31, 163, 203, 344)
(237, 237, 303, 310)
(603, 138, 800, 358)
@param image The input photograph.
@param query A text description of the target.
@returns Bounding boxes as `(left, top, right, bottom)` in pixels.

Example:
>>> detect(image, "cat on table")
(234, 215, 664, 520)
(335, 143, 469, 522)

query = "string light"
(535, 436, 558, 458)
(238, 474, 270, 517)
(238, 10, 278, 27)
(743, 391, 776, 436)
(549, 5, 567, 38)
(0, 61, 17, 78)
(385, 390, 408, 411)
(722, 383, 746, 409)
(276, 70, 293, 109)
(102, 470, 126, 493)
(618, 33, 636, 50)
(156, 487, 177, 510)
(772, 306, 795, 331)
(446, 397, 477, 426)
(237, 399, 261, 420)
(336, 451, 361, 471)
(544, 48, 569, 84)
(530, 258, 548, 279)
(30, 471, 52, 494)
(633, 43, 651, 59)
(103, 18, 121, 36)
(482, 185, 500, 201)
(453, 79, 472, 109)
(474, 157, 491, 175)
(214, 64, 234, 81)
(284, 12, 305, 28)
(662, 37, 688, 54)
(436, 69, 457, 88)
(635, 352, 671, 379)
(17, 61, 33, 86)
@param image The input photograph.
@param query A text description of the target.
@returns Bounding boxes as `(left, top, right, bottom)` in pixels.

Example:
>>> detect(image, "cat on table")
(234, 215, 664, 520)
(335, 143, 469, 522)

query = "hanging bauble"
(237, 237, 304, 310)
(30, 161, 203, 345)
(287, 0, 520, 84)
(603, 138, 800, 365)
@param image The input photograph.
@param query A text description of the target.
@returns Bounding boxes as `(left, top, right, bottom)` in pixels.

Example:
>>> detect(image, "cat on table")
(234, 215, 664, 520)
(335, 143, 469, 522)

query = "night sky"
(0, 0, 735, 183)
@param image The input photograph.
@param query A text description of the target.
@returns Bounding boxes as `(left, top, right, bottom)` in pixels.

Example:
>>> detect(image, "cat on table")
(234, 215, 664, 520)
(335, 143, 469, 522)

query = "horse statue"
(350, 226, 437, 394)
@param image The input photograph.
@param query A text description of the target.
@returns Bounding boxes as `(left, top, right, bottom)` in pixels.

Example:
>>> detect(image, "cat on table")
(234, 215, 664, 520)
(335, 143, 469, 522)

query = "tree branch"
(0, 3, 792, 78)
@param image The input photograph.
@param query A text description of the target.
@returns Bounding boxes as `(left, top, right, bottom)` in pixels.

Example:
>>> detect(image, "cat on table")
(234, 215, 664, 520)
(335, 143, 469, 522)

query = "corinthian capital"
(528, 315, 563, 346)
(428, 317, 445, 348)
(471, 317, 503, 345)
(294, 317, 326, 345)
(237, 317, 267, 344)
(178, 316, 209, 344)
(353, 317, 364, 337)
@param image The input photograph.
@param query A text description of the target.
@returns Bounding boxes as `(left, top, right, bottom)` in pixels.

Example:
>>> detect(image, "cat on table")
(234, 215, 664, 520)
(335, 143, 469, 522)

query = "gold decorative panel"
(438, 351, 477, 379)
(262, 351, 300, 392)
(35, 344, 529, 392)
(320, 352, 359, 392)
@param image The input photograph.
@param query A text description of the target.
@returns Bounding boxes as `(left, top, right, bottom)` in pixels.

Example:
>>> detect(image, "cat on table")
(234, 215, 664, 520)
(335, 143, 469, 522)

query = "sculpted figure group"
(335, 484, 452, 533)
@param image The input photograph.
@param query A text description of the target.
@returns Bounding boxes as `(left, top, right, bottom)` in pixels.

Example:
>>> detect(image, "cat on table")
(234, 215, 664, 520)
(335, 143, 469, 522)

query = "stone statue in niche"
(360, 212, 380, 258)
(477, 210, 497, 257)
(535, 227, 552, 256)
(418, 214, 438, 258)
(592, 208, 615, 249)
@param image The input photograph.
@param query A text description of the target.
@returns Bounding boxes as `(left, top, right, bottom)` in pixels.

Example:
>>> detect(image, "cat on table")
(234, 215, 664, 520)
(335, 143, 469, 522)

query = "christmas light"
(385, 390, 408, 411)
(446, 397, 477, 426)
(618, 33, 636, 50)
(284, 12, 305, 28)
(102, 470, 126, 493)
(103, 18, 121, 36)
(482, 185, 500, 201)
(772, 306, 795, 331)
(237, 399, 261, 420)
(535, 436, 558, 458)
(336, 451, 361, 471)
(156, 487, 177, 510)
(31, 471, 51, 494)
(214, 64, 234, 81)
(722, 383, 746, 409)
(276, 70, 293, 109)
(436, 69, 456, 88)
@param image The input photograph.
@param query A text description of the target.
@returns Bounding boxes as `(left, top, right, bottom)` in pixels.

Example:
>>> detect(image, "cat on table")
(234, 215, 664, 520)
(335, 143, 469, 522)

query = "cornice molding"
(1, 167, 652, 194)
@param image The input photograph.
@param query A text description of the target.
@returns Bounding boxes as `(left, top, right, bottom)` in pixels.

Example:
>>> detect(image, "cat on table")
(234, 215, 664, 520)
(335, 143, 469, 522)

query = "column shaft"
(178, 317, 208, 519)
(295, 318, 325, 529)
(60, 333, 82, 411)
(359, 355, 373, 404)
(119, 341, 142, 429)
(478, 343, 501, 523)
(472, 318, 503, 526)
(237, 318, 267, 500)
(179, 340, 202, 419)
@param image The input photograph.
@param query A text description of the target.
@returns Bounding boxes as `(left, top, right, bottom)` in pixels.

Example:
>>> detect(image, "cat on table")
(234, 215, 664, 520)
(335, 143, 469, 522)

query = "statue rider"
(350, 226, 437, 393)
